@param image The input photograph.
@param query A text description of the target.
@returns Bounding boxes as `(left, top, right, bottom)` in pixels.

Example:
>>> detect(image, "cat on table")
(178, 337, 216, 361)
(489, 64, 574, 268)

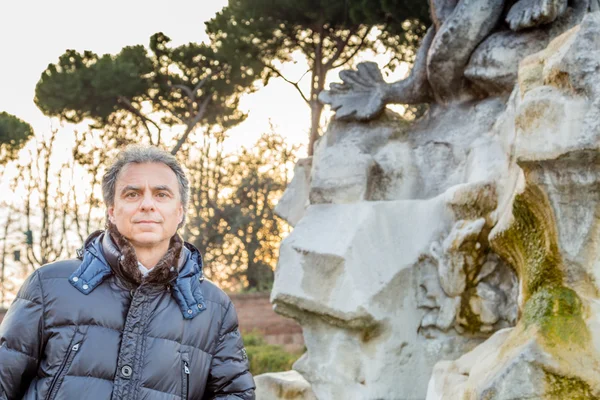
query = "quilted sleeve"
(0, 270, 44, 399)
(205, 301, 255, 400)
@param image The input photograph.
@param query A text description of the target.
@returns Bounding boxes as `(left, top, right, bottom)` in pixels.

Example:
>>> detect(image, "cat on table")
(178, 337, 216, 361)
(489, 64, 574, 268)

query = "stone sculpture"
(319, 0, 595, 121)
(256, 2, 600, 400)
(428, 14, 600, 398)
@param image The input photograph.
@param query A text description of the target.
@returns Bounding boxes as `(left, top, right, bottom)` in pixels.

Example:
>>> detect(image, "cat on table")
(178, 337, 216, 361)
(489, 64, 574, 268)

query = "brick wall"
(229, 292, 304, 352)
(0, 293, 304, 352)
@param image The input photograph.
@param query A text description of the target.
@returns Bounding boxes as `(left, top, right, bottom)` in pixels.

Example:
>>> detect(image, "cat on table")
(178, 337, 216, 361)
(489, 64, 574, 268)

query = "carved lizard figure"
(319, 0, 572, 121)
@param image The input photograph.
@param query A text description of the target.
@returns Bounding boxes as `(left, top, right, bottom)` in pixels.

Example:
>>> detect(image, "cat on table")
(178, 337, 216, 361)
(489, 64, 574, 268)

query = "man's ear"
(108, 207, 116, 224)
(178, 204, 184, 224)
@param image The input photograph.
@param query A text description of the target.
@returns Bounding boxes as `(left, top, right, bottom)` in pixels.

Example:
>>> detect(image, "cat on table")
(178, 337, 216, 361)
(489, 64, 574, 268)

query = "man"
(0, 146, 255, 399)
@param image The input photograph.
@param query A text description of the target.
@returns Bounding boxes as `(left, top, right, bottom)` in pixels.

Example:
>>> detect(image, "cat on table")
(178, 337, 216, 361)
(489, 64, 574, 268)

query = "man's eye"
(157, 192, 168, 198)
(125, 192, 138, 198)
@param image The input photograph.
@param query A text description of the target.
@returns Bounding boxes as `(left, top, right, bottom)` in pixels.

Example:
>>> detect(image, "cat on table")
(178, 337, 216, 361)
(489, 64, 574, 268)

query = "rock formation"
(258, 3, 600, 400)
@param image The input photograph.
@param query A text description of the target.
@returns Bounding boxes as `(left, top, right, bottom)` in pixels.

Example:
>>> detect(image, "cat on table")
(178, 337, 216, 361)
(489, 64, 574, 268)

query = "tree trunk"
(0, 212, 13, 306)
(245, 262, 274, 291)
(308, 33, 327, 156)
(308, 99, 324, 156)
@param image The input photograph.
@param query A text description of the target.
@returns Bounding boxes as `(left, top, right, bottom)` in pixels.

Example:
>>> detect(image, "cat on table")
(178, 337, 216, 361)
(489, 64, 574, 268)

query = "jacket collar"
(69, 230, 206, 320)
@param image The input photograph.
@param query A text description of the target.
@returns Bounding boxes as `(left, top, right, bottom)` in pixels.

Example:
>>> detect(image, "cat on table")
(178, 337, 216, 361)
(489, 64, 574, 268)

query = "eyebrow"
(120, 185, 175, 195)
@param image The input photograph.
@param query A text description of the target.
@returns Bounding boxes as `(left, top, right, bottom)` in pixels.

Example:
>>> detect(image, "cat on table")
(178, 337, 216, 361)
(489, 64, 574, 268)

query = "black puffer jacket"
(0, 230, 255, 399)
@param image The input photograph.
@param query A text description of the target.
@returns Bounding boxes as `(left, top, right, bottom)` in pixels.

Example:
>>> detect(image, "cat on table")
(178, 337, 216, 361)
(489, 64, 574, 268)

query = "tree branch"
(170, 75, 212, 129)
(324, 29, 355, 69)
(172, 84, 195, 101)
(266, 65, 310, 105)
(286, 30, 315, 62)
(170, 95, 212, 155)
(331, 27, 372, 69)
(117, 96, 160, 145)
(191, 76, 211, 100)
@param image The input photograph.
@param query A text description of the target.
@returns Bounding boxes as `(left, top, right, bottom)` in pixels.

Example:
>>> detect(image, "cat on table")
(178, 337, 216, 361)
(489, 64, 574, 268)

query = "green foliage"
(220, 133, 297, 290)
(351, 0, 430, 32)
(35, 47, 153, 124)
(206, 0, 432, 78)
(242, 331, 303, 375)
(34, 32, 252, 152)
(0, 112, 34, 164)
(184, 131, 297, 291)
(148, 33, 248, 131)
(356, 0, 430, 70)
(206, 0, 431, 153)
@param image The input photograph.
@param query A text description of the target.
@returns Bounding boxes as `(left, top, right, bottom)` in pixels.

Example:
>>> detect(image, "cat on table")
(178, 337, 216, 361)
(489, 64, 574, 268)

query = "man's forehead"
(116, 162, 178, 187)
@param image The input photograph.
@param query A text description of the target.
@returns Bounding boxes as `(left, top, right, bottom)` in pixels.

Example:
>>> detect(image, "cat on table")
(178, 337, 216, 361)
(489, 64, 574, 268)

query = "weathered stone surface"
(270, 100, 518, 399)
(255, 371, 317, 400)
(308, 115, 404, 204)
(465, 30, 550, 95)
(506, 0, 568, 31)
(265, 9, 600, 400)
(426, 12, 600, 400)
(275, 157, 312, 226)
(320, 0, 591, 121)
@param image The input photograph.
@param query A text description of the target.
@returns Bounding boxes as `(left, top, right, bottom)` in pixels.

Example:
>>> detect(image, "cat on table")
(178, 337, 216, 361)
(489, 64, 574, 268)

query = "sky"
(0, 0, 411, 190)
(0, 0, 411, 293)
(0, 0, 314, 159)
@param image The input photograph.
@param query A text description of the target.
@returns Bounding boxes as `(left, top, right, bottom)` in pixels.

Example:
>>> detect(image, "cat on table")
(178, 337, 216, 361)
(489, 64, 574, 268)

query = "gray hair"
(102, 145, 189, 228)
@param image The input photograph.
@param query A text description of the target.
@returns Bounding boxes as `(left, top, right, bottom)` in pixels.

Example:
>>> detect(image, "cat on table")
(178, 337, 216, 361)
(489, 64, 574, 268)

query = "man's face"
(108, 162, 183, 250)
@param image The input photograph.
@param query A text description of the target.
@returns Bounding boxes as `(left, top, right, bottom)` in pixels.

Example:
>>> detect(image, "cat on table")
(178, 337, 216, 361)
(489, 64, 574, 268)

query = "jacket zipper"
(46, 341, 81, 400)
(182, 360, 190, 400)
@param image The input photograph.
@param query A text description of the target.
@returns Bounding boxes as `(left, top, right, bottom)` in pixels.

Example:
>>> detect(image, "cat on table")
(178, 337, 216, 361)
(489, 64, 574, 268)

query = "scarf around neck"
(105, 221, 184, 286)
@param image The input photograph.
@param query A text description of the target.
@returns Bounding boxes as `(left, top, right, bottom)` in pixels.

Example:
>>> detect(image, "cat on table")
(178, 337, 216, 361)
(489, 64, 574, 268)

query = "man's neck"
(132, 243, 170, 269)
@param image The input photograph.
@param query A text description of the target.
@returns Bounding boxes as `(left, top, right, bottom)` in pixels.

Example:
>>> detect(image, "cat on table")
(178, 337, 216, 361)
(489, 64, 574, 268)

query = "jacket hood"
(69, 230, 207, 319)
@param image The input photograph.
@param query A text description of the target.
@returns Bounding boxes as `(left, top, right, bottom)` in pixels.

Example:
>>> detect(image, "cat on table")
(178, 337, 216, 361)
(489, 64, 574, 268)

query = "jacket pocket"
(46, 330, 84, 400)
(181, 352, 190, 400)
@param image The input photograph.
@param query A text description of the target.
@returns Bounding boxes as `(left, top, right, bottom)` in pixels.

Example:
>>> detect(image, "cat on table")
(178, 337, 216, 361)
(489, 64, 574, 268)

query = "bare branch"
(324, 29, 355, 69)
(331, 27, 372, 69)
(117, 96, 160, 145)
(286, 31, 315, 62)
(72, 187, 85, 244)
(297, 69, 312, 84)
(191, 76, 211, 100)
(170, 95, 212, 155)
(172, 84, 195, 101)
(170, 75, 211, 124)
(266, 65, 310, 105)
(0, 210, 14, 304)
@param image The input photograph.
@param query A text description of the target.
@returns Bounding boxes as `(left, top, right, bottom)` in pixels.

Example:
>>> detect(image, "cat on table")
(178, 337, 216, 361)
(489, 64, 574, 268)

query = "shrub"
(242, 331, 303, 376)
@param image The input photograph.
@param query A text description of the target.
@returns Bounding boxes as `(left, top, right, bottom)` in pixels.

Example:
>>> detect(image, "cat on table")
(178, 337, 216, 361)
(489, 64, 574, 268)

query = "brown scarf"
(106, 222, 183, 286)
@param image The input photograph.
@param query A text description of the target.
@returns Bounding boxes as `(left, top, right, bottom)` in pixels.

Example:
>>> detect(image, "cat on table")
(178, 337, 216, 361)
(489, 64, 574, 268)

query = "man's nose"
(139, 192, 156, 210)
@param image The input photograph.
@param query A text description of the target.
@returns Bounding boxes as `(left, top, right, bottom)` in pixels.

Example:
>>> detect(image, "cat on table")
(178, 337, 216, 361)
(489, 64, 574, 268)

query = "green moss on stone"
(459, 290, 483, 334)
(488, 180, 598, 400)
(491, 183, 591, 346)
(491, 184, 563, 303)
(523, 287, 589, 346)
(545, 371, 599, 400)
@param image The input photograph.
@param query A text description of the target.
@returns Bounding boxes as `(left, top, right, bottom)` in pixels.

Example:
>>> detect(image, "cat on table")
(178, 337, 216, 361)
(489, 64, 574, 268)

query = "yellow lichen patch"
(514, 97, 563, 135)
(459, 290, 484, 333)
(447, 183, 498, 221)
(544, 70, 575, 93)
(517, 24, 580, 97)
(519, 52, 546, 95)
